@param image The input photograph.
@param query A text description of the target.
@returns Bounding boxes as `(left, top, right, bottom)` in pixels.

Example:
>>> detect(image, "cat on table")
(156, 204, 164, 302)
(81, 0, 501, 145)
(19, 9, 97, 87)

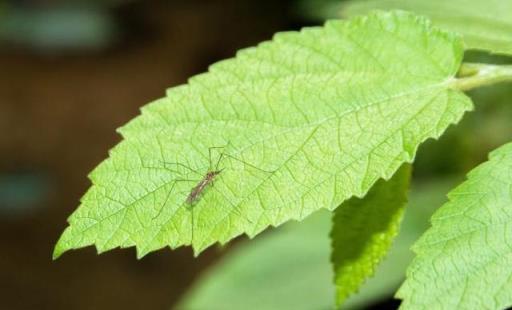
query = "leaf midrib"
(130, 76, 455, 138)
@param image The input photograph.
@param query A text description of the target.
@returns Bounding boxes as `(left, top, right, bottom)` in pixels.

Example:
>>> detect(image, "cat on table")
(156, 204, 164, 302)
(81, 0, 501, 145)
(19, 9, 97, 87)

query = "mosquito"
(154, 143, 274, 244)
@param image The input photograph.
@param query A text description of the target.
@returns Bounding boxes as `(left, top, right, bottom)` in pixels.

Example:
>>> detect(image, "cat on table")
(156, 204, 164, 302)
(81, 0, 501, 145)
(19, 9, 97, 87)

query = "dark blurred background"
(0, 1, 305, 309)
(2, 1, 511, 309)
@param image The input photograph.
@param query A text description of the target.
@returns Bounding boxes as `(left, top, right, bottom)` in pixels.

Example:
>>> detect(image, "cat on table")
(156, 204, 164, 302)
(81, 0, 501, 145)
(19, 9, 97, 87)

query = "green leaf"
(398, 142, 512, 309)
(341, 0, 512, 56)
(178, 177, 459, 310)
(54, 11, 472, 259)
(331, 164, 411, 307)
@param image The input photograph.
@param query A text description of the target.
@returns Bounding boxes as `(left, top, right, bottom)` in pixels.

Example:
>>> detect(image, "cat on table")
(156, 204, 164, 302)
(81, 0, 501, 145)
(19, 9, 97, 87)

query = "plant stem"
(453, 63, 512, 91)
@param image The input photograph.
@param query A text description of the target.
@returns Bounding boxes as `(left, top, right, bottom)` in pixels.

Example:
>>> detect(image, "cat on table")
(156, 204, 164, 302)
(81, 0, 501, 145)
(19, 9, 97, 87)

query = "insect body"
(182, 145, 227, 205)
(185, 169, 223, 205)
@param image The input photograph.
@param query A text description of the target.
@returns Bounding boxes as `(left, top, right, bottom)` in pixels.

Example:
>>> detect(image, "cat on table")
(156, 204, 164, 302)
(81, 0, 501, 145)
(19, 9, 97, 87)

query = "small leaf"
(331, 164, 411, 307)
(54, 11, 472, 259)
(341, 0, 512, 56)
(398, 142, 512, 309)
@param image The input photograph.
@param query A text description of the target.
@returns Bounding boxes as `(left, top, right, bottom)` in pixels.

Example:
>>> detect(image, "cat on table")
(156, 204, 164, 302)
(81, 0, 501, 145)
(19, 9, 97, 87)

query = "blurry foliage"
(295, 0, 345, 21)
(0, 171, 51, 218)
(178, 178, 459, 310)
(0, 2, 121, 52)
(340, 0, 512, 55)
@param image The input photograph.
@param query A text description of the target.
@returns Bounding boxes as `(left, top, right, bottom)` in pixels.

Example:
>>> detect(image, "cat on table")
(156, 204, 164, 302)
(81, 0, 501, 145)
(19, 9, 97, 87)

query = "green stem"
(453, 63, 512, 91)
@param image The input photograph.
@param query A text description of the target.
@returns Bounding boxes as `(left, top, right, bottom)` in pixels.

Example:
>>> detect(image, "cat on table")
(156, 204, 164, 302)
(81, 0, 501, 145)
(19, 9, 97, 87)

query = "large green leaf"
(331, 164, 410, 307)
(54, 11, 472, 259)
(341, 0, 512, 56)
(178, 178, 459, 310)
(398, 142, 512, 309)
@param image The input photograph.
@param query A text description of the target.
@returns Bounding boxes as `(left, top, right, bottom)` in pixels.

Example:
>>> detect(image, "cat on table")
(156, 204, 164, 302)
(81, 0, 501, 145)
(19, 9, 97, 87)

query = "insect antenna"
(152, 178, 194, 220)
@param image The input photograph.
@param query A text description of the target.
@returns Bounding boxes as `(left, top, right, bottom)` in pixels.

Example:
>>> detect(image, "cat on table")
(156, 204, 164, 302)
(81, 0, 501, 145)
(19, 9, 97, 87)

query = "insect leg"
(208, 143, 230, 171)
(161, 161, 202, 177)
(222, 152, 276, 174)
(152, 178, 194, 220)
(190, 200, 195, 245)
(209, 183, 255, 226)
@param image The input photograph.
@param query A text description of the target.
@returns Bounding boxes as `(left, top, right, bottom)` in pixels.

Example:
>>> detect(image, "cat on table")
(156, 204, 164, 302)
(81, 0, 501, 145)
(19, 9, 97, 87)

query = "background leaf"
(331, 164, 410, 307)
(340, 0, 512, 56)
(398, 142, 512, 309)
(178, 177, 459, 310)
(54, 11, 471, 259)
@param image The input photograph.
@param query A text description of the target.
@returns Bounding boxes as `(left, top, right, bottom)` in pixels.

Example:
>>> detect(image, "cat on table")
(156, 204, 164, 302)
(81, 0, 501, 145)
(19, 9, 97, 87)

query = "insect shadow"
(155, 143, 274, 244)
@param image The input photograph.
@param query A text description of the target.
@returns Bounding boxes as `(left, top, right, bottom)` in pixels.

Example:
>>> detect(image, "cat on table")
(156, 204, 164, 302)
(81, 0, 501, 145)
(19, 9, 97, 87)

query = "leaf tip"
(52, 226, 78, 260)
(192, 240, 211, 257)
(52, 239, 67, 260)
(135, 247, 149, 260)
(192, 247, 203, 258)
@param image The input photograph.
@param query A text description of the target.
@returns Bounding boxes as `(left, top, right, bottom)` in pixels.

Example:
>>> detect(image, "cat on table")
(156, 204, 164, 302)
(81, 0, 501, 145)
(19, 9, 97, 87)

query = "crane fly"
(155, 143, 273, 244)
(184, 146, 226, 205)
